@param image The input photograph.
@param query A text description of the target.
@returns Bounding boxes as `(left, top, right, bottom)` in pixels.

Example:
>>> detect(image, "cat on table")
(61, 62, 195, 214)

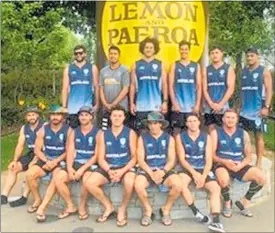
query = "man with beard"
(203, 46, 236, 133)
(211, 109, 266, 218)
(130, 37, 168, 134)
(1, 106, 43, 207)
(175, 113, 224, 233)
(62, 45, 99, 128)
(169, 40, 202, 135)
(239, 48, 273, 167)
(84, 105, 137, 227)
(134, 112, 182, 226)
(99, 46, 130, 130)
(35, 106, 100, 221)
(26, 105, 71, 221)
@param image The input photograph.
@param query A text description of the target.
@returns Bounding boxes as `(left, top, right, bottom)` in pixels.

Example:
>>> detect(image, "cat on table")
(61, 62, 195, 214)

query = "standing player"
(239, 48, 273, 167)
(203, 46, 236, 133)
(62, 45, 99, 128)
(130, 37, 168, 133)
(169, 40, 202, 135)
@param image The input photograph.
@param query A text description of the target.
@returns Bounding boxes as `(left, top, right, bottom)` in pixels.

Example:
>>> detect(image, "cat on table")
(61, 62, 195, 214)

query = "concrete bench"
(40, 154, 272, 219)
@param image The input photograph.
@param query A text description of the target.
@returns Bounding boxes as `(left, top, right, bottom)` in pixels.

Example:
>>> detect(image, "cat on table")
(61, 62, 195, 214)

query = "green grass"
(264, 120, 275, 151)
(1, 133, 19, 171)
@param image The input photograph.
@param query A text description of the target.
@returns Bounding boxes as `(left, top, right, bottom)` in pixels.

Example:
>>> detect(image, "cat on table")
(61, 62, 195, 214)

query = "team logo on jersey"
(88, 137, 93, 145)
(120, 137, 126, 147)
(189, 67, 195, 74)
(76, 138, 81, 142)
(161, 140, 166, 148)
(219, 69, 225, 77)
(152, 64, 158, 70)
(234, 137, 241, 145)
(255, 119, 262, 127)
(220, 140, 227, 144)
(106, 141, 112, 146)
(198, 141, 204, 148)
(253, 73, 259, 82)
(59, 133, 64, 142)
(83, 69, 89, 76)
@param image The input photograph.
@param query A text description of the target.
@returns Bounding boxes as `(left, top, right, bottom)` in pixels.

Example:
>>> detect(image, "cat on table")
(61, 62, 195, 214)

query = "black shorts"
(213, 163, 253, 182)
(18, 150, 35, 171)
(204, 113, 223, 127)
(94, 166, 136, 182)
(137, 168, 176, 185)
(35, 159, 66, 174)
(100, 110, 132, 131)
(170, 112, 188, 130)
(178, 167, 216, 183)
(239, 116, 267, 133)
(66, 161, 98, 172)
(66, 114, 80, 129)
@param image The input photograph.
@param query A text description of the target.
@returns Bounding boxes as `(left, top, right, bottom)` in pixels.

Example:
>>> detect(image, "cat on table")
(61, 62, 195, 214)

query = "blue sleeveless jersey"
(205, 63, 230, 113)
(174, 61, 198, 113)
(180, 131, 207, 169)
(24, 120, 43, 150)
(216, 127, 244, 162)
(142, 132, 170, 170)
(240, 65, 265, 120)
(104, 126, 131, 168)
(44, 124, 69, 159)
(74, 126, 99, 164)
(68, 63, 94, 114)
(135, 59, 162, 112)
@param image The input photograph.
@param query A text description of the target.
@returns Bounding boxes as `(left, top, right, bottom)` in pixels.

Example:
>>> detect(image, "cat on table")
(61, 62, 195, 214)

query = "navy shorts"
(94, 166, 136, 182)
(204, 113, 223, 126)
(170, 112, 188, 130)
(18, 150, 35, 171)
(213, 163, 253, 181)
(66, 114, 80, 129)
(137, 168, 176, 185)
(35, 160, 66, 174)
(177, 167, 216, 183)
(239, 116, 267, 133)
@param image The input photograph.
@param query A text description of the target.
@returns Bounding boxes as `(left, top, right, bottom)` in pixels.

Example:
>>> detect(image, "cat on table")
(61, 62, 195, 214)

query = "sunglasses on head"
(74, 51, 84, 56)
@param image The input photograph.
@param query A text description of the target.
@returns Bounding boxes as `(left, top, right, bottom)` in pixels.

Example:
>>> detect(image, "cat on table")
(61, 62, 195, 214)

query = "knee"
(26, 169, 36, 180)
(255, 172, 266, 186)
(134, 180, 146, 193)
(54, 171, 67, 185)
(84, 177, 99, 189)
(209, 183, 221, 195)
(218, 178, 230, 188)
(171, 180, 183, 194)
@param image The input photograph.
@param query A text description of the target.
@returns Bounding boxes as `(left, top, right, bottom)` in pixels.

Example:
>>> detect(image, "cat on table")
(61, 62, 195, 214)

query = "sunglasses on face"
(74, 51, 84, 56)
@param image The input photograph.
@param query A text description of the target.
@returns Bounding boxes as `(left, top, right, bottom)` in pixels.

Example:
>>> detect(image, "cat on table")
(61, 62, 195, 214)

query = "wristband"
(163, 168, 168, 174)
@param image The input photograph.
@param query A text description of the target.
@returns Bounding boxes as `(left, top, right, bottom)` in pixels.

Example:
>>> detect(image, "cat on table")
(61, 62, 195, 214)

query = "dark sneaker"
(9, 196, 27, 207)
(195, 211, 211, 224)
(208, 222, 225, 232)
(1, 195, 8, 205)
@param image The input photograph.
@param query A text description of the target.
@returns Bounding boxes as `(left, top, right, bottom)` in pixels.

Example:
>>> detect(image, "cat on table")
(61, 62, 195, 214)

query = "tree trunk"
(232, 52, 243, 110)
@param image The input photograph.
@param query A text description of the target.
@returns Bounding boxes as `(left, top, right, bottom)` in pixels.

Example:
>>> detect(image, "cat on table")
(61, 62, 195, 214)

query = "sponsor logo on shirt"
(178, 69, 182, 72)
(220, 140, 227, 144)
(139, 66, 145, 70)
(208, 72, 213, 76)
(71, 71, 77, 75)
(46, 135, 51, 140)
(242, 75, 247, 79)
(76, 138, 81, 142)
(107, 141, 112, 146)
(26, 134, 30, 138)
(146, 143, 153, 148)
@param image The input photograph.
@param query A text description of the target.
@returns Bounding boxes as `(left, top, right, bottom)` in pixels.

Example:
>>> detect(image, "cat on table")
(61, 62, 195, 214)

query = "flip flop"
(58, 209, 77, 219)
(96, 211, 117, 223)
(159, 208, 172, 226)
(78, 212, 89, 220)
(140, 213, 155, 226)
(36, 214, 47, 223)
(27, 205, 39, 214)
(116, 212, 128, 227)
(222, 200, 232, 218)
(235, 201, 253, 217)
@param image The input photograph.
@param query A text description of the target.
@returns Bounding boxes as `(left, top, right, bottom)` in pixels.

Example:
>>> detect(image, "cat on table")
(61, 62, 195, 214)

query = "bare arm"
(194, 64, 202, 110)
(97, 131, 110, 172)
(211, 129, 229, 165)
(163, 136, 176, 171)
(62, 65, 69, 108)
(263, 68, 273, 107)
(219, 66, 236, 106)
(161, 63, 168, 102)
(202, 67, 214, 106)
(12, 126, 26, 161)
(66, 130, 75, 171)
(137, 136, 154, 177)
(202, 135, 213, 178)
(92, 65, 100, 108)
(175, 134, 198, 176)
(239, 130, 252, 168)
(168, 63, 178, 107)
(34, 127, 48, 162)
(100, 87, 110, 107)
(129, 63, 137, 114)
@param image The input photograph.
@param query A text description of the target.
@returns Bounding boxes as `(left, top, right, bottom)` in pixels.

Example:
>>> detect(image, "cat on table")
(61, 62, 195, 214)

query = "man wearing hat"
(239, 47, 273, 168)
(84, 105, 137, 227)
(175, 113, 224, 232)
(134, 111, 182, 226)
(1, 106, 43, 207)
(26, 104, 71, 219)
(35, 106, 100, 221)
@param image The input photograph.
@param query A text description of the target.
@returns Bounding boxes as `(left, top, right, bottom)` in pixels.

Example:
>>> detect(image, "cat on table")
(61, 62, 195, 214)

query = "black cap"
(246, 47, 259, 55)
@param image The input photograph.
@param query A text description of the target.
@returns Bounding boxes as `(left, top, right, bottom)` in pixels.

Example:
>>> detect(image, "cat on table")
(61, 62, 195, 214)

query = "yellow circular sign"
(101, 1, 206, 69)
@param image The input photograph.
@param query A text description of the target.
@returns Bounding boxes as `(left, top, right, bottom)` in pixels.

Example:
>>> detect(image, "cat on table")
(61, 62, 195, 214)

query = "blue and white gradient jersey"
(216, 127, 244, 162)
(135, 59, 162, 112)
(174, 61, 198, 112)
(240, 65, 265, 121)
(204, 63, 230, 113)
(68, 63, 94, 114)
